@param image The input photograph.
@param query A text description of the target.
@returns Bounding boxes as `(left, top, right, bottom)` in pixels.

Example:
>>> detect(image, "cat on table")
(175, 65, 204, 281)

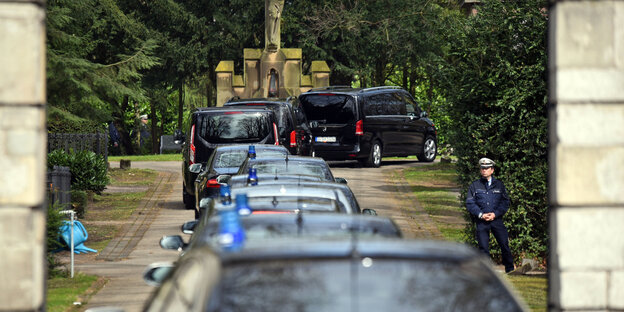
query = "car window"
(251, 162, 329, 180)
(197, 112, 272, 143)
(401, 93, 422, 116)
(214, 150, 287, 169)
(300, 94, 356, 124)
(207, 258, 522, 312)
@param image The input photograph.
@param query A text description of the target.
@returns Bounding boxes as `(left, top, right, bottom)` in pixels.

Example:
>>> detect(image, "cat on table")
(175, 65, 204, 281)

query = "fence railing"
(48, 133, 108, 162)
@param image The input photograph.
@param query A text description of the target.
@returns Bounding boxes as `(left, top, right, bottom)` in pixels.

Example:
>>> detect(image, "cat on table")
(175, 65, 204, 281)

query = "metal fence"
(48, 132, 108, 162)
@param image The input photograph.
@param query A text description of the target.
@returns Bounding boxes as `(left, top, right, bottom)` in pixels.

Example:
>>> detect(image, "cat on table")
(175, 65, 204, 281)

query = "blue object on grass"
(59, 220, 97, 254)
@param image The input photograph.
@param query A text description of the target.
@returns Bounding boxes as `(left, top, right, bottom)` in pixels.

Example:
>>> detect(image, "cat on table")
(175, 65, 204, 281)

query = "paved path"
(76, 161, 191, 312)
(329, 159, 444, 240)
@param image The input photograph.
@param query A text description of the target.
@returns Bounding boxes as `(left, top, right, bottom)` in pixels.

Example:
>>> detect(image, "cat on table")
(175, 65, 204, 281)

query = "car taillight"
(190, 124, 196, 164)
(355, 120, 363, 136)
(206, 179, 220, 188)
(290, 130, 297, 147)
(273, 123, 279, 145)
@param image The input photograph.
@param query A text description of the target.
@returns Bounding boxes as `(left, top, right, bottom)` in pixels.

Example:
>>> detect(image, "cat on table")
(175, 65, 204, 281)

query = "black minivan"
(297, 86, 437, 167)
(223, 97, 311, 155)
(175, 107, 279, 209)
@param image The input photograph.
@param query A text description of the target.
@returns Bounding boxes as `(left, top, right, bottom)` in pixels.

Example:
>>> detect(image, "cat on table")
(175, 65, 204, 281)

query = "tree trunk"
(178, 83, 184, 130)
(150, 99, 158, 154)
(119, 96, 135, 155)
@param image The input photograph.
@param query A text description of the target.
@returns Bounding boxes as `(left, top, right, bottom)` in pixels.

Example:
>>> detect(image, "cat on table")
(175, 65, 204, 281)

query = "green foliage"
(436, 0, 549, 261)
(48, 150, 110, 193)
(46, 201, 65, 277)
(47, 106, 105, 133)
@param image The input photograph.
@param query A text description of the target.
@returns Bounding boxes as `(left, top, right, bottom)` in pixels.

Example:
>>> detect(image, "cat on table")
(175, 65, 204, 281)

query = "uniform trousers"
(476, 218, 514, 272)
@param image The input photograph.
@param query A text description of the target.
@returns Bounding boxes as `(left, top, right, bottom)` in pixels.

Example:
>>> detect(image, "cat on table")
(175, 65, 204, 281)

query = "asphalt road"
(78, 158, 441, 311)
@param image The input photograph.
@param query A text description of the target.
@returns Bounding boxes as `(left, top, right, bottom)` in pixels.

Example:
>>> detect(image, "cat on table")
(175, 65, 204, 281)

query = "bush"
(46, 201, 65, 277)
(70, 190, 88, 219)
(48, 149, 109, 193)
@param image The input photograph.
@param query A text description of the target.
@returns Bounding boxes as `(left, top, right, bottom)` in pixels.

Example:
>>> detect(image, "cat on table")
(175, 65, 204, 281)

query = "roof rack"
(359, 86, 402, 93)
(307, 85, 354, 92)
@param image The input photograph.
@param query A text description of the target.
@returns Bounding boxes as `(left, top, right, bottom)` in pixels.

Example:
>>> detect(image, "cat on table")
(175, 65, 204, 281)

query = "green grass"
(401, 162, 466, 242)
(108, 153, 181, 161)
(505, 275, 548, 312)
(400, 162, 547, 311)
(46, 273, 102, 312)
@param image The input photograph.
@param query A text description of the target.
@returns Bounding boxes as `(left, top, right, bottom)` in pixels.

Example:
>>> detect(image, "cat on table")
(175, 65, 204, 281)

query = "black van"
(223, 97, 311, 155)
(175, 107, 279, 209)
(297, 86, 437, 167)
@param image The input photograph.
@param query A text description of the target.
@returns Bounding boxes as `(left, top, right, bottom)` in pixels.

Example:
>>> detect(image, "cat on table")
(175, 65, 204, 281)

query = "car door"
(364, 93, 404, 155)
(400, 92, 427, 155)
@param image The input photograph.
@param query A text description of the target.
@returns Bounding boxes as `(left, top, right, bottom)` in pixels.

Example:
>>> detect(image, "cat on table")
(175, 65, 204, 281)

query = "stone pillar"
(215, 61, 235, 107)
(0, 1, 47, 311)
(310, 61, 330, 89)
(549, 1, 624, 310)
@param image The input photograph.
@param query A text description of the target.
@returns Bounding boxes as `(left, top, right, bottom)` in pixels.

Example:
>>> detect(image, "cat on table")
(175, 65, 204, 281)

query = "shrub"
(46, 201, 66, 277)
(48, 149, 109, 193)
(70, 190, 88, 219)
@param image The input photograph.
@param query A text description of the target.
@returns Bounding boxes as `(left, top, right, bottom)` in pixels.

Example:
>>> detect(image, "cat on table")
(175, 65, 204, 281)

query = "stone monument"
(215, 0, 330, 106)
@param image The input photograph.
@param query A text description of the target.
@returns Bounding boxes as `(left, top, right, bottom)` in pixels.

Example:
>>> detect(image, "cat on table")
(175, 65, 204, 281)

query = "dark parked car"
(224, 97, 312, 155)
(145, 238, 528, 312)
(192, 144, 289, 218)
(175, 107, 280, 210)
(159, 213, 402, 254)
(297, 86, 438, 167)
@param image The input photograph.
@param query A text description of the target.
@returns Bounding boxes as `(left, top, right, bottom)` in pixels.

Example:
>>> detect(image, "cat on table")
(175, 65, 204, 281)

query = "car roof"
(228, 173, 323, 187)
(301, 86, 405, 96)
(193, 106, 273, 113)
(217, 237, 480, 262)
(191, 213, 402, 245)
(226, 97, 292, 105)
(246, 155, 327, 164)
(213, 144, 288, 153)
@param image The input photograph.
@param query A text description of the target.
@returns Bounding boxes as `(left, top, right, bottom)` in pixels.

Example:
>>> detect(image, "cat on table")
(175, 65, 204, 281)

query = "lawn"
(400, 161, 548, 311)
(46, 273, 103, 312)
(108, 153, 181, 162)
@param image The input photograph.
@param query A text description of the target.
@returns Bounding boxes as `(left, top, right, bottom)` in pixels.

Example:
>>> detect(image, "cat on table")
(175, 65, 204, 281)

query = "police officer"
(466, 157, 515, 273)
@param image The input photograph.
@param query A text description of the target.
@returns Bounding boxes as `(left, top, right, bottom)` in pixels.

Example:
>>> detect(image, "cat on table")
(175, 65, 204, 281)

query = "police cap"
(479, 157, 495, 168)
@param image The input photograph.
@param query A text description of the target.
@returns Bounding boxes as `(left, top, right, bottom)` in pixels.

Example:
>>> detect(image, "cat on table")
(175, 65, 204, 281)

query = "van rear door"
(299, 94, 358, 152)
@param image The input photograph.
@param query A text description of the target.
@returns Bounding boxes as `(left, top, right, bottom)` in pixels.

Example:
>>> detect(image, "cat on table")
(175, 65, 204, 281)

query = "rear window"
(300, 94, 356, 124)
(197, 112, 272, 143)
(208, 258, 523, 312)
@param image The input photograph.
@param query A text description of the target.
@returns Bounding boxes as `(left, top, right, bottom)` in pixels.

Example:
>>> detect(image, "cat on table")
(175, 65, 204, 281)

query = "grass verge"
(109, 153, 181, 162)
(400, 161, 547, 311)
(47, 168, 158, 311)
(401, 162, 467, 242)
(505, 275, 548, 312)
(46, 273, 103, 312)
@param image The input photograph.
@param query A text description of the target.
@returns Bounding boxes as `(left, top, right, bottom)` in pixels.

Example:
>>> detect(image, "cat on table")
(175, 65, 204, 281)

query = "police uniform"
(466, 158, 514, 273)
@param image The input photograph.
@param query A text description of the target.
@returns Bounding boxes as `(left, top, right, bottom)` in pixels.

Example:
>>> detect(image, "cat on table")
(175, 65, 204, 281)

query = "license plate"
(315, 136, 336, 143)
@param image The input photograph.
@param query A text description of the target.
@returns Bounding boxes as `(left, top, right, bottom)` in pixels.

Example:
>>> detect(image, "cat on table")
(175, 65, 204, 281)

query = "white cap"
(479, 157, 495, 168)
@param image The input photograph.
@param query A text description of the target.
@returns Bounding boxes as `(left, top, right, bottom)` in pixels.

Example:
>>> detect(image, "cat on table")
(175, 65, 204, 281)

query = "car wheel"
(365, 141, 382, 168)
(417, 136, 437, 162)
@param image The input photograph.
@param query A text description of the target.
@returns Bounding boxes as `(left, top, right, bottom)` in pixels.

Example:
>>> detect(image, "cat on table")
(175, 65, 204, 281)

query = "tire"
(365, 141, 382, 168)
(182, 184, 194, 210)
(417, 136, 437, 162)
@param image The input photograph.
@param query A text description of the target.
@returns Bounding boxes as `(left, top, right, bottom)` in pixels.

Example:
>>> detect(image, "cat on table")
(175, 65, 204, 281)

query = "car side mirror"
(181, 220, 198, 234)
(189, 163, 203, 174)
(173, 129, 185, 144)
(143, 262, 175, 287)
(335, 177, 348, 184)
(420, 111, 428, 118)
(159, 235, 186, 251)
(362, 208, 377, 216)
(217, 175, 231, 184)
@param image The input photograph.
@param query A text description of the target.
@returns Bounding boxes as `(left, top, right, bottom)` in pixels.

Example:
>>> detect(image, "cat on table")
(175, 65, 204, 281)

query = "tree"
(436, 0, 549, 261)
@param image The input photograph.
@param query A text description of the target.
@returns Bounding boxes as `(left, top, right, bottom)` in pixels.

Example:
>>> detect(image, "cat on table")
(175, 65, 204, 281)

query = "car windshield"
(197, 112, 272, 143)
(214, 150, 286, 169)
(250, 161, 332, 180)
(206, 258, 522, 312)
(300, 94, 356, 124)
(247, 196, 342, 212)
